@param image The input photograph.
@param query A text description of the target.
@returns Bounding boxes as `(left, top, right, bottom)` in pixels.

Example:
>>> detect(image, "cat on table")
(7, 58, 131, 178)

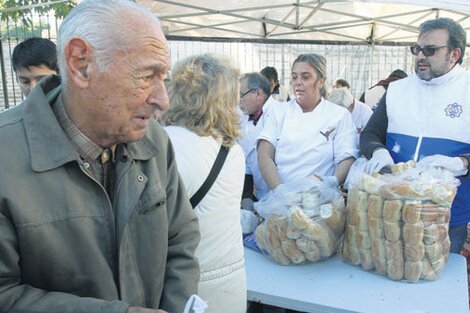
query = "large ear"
(450, 47, 462, 65)
(64, 38, 93, 88)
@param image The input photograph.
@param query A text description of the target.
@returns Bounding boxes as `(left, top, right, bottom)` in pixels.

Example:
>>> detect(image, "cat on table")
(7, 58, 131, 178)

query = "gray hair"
(241, 72, 271, 100)
(419, 18, 466, 64)
(327, 87, 354, 109)
(292, 54, 328, 97)
(57, 0, 161, 87)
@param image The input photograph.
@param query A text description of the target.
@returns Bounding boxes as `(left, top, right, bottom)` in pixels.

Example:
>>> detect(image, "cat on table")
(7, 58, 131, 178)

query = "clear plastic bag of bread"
(342, 158, 460, 282)
(253, 176, 346, 265)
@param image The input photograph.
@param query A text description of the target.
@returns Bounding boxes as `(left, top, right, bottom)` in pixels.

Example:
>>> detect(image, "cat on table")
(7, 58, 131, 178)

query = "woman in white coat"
(258, 54, 359, 192)
(162, 54, 246, 313)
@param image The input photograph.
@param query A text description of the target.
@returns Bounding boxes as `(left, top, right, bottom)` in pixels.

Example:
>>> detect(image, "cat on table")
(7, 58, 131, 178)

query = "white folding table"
(245, 247, 469, 313)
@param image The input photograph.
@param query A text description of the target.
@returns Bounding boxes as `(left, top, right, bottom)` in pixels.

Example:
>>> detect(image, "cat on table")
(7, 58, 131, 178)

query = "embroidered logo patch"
(444, 103, 463, 118)
(320, 127, 336, 141)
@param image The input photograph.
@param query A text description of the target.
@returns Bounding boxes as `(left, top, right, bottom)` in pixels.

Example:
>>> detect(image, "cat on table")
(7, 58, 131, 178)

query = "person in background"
(327, 86, 372, 142)
(11, 37, 58, 97)
(238, 73, 280, 214)
(0, 1, 200, 312)
(360, 17, 470, 254)
(332, 78, 350, 89)
(162, 54, 247, 313)
(258, 54, 358, 194)
(260, 66, 290, 102)
(360, 69, 408, 110)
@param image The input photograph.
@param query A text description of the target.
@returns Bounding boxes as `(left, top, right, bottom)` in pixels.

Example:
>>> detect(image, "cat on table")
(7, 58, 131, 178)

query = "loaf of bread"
(343, 162, 456, 281)
(383, 200, 403, 222)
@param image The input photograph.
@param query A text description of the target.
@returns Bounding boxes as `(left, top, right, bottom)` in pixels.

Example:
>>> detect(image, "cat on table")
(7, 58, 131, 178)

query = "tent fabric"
(138, 0, 470, 44)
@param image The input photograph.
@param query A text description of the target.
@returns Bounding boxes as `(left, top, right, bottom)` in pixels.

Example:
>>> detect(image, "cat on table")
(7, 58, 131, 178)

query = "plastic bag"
(253, 176, 346, 265)
(342, 160, 459, 282)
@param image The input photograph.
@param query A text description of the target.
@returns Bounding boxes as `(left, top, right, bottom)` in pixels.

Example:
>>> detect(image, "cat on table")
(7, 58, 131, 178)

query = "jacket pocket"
(135, 183, 166, 215)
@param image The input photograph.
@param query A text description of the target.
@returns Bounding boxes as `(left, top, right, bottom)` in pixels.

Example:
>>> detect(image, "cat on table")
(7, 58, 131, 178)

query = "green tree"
(0, 0, 76, 24)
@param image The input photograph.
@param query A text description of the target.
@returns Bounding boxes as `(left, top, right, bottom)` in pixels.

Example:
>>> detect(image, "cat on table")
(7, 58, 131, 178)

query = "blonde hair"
(327, 87, 354, 109)
(162, 54, 241, 147)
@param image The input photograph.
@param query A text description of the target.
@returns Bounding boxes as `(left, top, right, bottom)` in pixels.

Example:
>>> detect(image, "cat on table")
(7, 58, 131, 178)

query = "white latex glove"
(365, 148, 394, 174)
(419, 154, 468, 177)
(240, 209, 259, 234)
(240, 197, 255, 212)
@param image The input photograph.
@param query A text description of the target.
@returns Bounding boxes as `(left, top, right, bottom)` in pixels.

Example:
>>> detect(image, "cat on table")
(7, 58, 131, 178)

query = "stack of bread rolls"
(342, 161, 457, 282)
(255, 198, 346, 265)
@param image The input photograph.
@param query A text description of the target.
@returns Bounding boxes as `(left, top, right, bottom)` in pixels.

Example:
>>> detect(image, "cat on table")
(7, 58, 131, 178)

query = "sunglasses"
(410, 44, 449, 57)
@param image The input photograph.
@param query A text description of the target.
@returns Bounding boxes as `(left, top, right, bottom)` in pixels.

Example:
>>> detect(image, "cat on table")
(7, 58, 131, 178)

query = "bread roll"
(355, 210, 369, 232)
(432, 184, 457, 206)
(367, 195, 384, 218)
(437, 224, 449, 242)
(346, 224, 358, 248)
(404, 242, 425, 262)
(430, 255, 447, 273)
(274, 216, 288, 241)
(301, 220, 326, 241)
(347, 188, 368, 212)
(324, 208, 346, 234)
(286, 224, 302, 240)
(255, 223, 269, 252)
(266, 216, 282, 249)
(371, 237, 387, 274)
(348, 246, 361, 265)
(384, 221, 401, 242)
(421, 257, 438, 281)
(404, 260, 423, 282)
(281, 239, 305, 264)
(402, 202, 422, 224)
(385, 240, 403, 260)
(289, 205, 310, 230)
(436, 206, 451, 224)
(362, 175, 385, 195)
(296, 236, 314, 253)
(270, 247, 291, 265)
(391, 160, 416, 174)
(383, 200, 403, 222)
(381, 182, 412, 200)
(387, 257, 404, 281)
(359, 248, 374, 271)
(403, 222, 424, 245)
(423, 224, 439, 245)
(368, 216, 384, 238)
(304, 242, 321, 263)
(316, 222, 338, 258)
(425, 241, 443, 263)
(420, 203, 441, 224)
(357, 230, 371, 249)
(441, 237, 451, 255)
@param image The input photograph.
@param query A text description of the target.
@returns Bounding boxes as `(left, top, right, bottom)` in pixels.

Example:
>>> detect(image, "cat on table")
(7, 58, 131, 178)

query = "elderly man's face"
(87, 23, 170, 146)
(414, 29, 457, 81)
(239, 79, 263, 115)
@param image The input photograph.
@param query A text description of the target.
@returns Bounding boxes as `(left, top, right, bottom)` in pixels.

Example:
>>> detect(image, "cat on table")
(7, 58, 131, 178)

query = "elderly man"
(0, 1, 200, 313)
(361, 17, 470, 254)
(238, 73, 280, 212)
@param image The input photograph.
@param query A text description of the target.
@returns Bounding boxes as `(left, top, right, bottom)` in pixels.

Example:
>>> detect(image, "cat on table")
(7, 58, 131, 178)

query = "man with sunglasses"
(360, 17, 470, 254)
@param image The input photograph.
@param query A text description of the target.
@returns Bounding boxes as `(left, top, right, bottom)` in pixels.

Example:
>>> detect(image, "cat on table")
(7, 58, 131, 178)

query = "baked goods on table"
(254, 176, 346, 265)
(342, 160, 459, 282)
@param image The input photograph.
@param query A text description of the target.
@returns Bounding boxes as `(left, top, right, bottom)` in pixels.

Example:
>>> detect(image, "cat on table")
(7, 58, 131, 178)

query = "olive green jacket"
(0, 76, 200, 313)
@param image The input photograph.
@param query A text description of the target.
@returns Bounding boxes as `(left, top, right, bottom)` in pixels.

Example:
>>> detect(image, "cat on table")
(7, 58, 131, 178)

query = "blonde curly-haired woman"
(162, 54, 246, 313)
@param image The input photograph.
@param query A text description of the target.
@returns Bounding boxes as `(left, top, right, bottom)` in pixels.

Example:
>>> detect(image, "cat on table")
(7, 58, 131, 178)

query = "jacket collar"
(23, 75, 159, 172)
(416, 64, 464, 86)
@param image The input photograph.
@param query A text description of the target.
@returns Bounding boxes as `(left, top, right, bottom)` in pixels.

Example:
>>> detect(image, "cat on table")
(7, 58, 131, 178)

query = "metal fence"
(2, 14, 470, 111)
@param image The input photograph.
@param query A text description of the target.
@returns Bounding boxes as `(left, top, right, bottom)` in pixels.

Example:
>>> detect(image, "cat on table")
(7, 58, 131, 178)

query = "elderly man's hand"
(365, 148, 394, 174)
(126, 307, 167, 313)
(419, 154, 468, 176)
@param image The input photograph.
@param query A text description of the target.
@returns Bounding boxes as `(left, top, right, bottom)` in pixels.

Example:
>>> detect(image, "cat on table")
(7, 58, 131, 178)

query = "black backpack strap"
(190, 145, 229, 208)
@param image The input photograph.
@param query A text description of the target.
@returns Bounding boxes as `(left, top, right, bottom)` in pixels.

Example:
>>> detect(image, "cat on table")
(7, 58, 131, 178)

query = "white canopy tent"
(138, 0, 470, 44)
